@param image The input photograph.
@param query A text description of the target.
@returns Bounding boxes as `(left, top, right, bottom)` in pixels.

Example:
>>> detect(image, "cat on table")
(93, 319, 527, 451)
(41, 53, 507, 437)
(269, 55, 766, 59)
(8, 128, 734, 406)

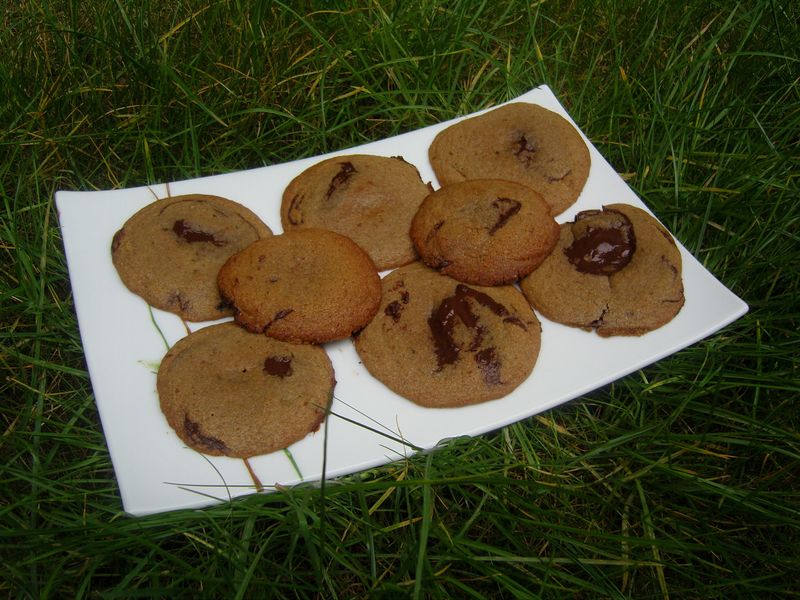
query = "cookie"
(111, 194, 272, 321)
(520, 204, 684, 336)
(157, 322, 334, 458)
(217, 228, 381, 343)
(354, 262, 541, 408)
(410, 179, 559, 286)
(281, 154, 432, 270)
(428, 102, 590, 215)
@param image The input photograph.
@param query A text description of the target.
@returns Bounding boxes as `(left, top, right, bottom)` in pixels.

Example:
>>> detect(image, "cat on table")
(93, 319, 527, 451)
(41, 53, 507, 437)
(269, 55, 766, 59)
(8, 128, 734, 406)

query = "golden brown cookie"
(281, 154, 432, 270)
(520, 204, 684, 336)
(410, 179, 559, 286)
(354, 262, 541, 408)
(157, 322, 334, 458)
(217, 228, 381, 343)
(428, 102, 590, 215)
(111, 194, 272, 321)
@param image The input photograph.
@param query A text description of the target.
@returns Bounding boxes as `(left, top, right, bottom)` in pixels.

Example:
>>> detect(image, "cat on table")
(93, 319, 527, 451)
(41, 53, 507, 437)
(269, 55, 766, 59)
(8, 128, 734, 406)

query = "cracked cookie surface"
(217, 228, 381, 343)
(520, 204, 684, 336)
(157, 322, 334, 458)
(428, 102, 590, 215)
(410, 179, 559, 286)
(281, 154, 432, 270)
(354, 262, 541, 408)
(111, 194, 272, 321)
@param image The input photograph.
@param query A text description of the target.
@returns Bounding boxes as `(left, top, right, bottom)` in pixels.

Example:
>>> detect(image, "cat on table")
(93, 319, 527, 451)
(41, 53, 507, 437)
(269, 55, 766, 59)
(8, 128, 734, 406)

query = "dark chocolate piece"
(262, 308, 294, 333)
(428, 284, 512, 370)
(287, 195, 304, 225)
(474, 347, 501, 385)
(325, 162, 357, 200)
(565, 209, 635, 275)
(263, 355, 293, 378)
(512, 132, 537, 165)
(488, 197, 522, 235)
(183, 414, 228, 453)
(172, 219, 226, 246)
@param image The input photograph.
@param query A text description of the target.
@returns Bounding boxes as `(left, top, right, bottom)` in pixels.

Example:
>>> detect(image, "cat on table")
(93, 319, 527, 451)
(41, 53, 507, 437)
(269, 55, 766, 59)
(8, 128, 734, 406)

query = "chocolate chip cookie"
(428, 102, 590, 215)
(520, 204, 684, 336)
(111, 194, 272, 321)
(217, 228, 381, 343)
(354, 262, 541, 408)
(410, 179, 559, 285)
(281, 154, 433, 270)
(157, 322, 334, 458)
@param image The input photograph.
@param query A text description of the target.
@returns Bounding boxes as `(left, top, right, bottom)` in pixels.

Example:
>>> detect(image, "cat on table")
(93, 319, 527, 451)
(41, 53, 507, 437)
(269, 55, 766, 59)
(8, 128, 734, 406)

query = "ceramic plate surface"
(56, 85, 748, 516)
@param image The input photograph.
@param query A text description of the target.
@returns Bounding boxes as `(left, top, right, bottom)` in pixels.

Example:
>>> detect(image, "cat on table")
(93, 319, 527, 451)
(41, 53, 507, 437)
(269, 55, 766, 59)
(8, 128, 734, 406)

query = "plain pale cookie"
(281, 154, 433, 270)
(428, 102, 590, 215)
(157, 322, 334, 458)
(354, 262, 541, 408)
(410, 179, 559, 286)
(520, 204, 684, 336)
(217, 228, 381, 343)
(111, 194, 272, 321)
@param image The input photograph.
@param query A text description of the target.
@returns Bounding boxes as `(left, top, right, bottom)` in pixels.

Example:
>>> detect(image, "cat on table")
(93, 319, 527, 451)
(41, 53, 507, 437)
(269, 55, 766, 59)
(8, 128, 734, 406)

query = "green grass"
(2, 0, 799, 597)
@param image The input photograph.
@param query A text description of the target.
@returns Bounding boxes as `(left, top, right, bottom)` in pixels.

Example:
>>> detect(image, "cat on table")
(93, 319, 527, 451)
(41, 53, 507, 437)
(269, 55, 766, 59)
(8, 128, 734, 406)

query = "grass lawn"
(2, 0, 798, 597)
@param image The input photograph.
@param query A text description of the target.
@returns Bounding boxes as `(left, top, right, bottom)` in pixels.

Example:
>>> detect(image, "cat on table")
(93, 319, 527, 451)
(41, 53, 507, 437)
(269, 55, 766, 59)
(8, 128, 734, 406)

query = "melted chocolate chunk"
(183, 414, 228, 453)
(325, 162, 357, 200)
(384, 286, 410, 322)
(658, 227, 676, 245)
(514, 133, 536, 156)
(546, 169, 571, 183)
(383, 279, 411, 323)
(167, 291, 191, 311)
(172, 220, 226, 246)
(474, 347, 501, 385)
(262, 308, 294, 333)
(428, 284, 513, 370)
(564, 209, 636, 275)
(263, 355, 293, 378)
(385, 301, 403, 322)
(287, 195, 304, 225)
(502, 315, 528, 331)
(468, 325, 486, 351)
(512, 133, 537, 165)
(488, 197, 522, 235)
(456, 285, 512, 318)
(587, 305, 609, 329)
(426, 220, 445, 244)
(429, 290, 477, 367)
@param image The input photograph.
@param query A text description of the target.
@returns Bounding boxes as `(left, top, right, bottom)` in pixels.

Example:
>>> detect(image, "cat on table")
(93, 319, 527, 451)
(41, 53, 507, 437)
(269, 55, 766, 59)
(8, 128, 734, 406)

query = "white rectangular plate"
(56, 85, 748, 516)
